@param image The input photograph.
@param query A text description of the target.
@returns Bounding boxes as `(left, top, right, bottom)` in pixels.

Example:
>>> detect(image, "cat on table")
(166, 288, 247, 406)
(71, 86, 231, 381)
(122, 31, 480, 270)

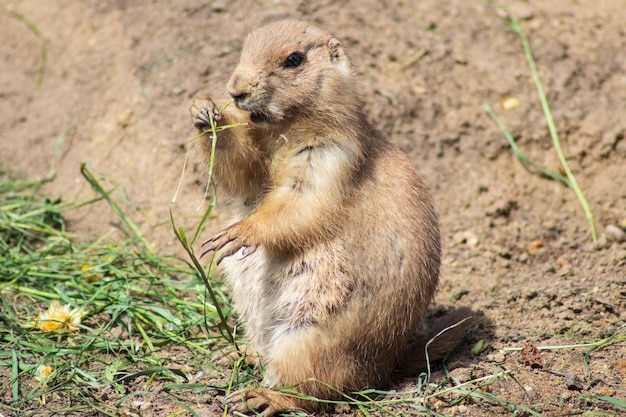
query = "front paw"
(190, 96, 222, 132)
(201, 224, 258, 264)
(225, 387, 301, 417)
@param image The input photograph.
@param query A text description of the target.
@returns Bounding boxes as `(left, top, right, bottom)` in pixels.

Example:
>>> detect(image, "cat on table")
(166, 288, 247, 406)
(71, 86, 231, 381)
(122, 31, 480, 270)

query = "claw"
(190, 96, 222, 131)
(201, 231, 223, 247)
(238, 244, 258, 260)
(200, 247, 214, 259)
(201, 232, 237, 258)
(224, 387, 301, 417)
(200, 224, 257, 264)
(217, 243, 248, 265)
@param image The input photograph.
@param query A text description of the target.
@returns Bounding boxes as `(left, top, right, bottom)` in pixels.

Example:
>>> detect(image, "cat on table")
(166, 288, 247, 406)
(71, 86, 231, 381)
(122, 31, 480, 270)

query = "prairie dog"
(190, 20, 468, 416)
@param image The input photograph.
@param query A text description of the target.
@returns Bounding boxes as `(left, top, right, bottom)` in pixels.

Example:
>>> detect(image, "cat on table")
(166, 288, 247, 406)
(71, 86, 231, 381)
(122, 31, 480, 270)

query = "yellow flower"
(81, 264, 102, 281)
(500, 96, 520, 110)
(30, 301, 82, 333)
(35, 365, 53, 383)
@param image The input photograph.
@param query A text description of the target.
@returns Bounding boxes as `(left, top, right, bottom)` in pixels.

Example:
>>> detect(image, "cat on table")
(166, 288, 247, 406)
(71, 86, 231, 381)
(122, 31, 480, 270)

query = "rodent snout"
(227, 73, 256, 108)
(230, 91, 250, 108)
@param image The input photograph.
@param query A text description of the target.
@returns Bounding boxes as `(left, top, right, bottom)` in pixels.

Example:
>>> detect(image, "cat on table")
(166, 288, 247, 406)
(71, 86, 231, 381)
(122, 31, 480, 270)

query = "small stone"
(505, 330, 523, 342)
(544, 264, 556, 274)
(605, 225, 626, 242)
(612, 359, 626, 375)
(494, 245, 512, 259)
(518, 9, 534, 20)
(486, 352, 506, 363)
(172, 86, 186, 96)
(588, 233, 608, 251)
(451, 288, 469, 301)
(564, 374, 583, 391)
(454, 55, 468, 65)
(117, 109, 134, 128)
(449, 367, 473, 382)
(556, 310, 574, 320)
(559, 263, 573, 277)
(211, 0, 228, 12)
(452, 231, 479, 248)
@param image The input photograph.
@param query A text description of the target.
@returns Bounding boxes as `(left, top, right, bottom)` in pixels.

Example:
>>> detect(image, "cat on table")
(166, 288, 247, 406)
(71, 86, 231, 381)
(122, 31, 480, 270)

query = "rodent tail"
(399, 307, 474, 377)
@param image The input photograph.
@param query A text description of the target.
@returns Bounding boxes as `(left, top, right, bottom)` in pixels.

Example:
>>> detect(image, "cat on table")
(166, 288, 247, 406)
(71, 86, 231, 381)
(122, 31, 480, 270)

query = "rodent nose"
(230, 91, 250, 107)
(227, 73, 254, 107)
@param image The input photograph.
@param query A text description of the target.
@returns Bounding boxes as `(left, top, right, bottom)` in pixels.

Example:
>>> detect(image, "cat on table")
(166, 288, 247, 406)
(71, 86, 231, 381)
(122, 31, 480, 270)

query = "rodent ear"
(328, 37, 352, 74)
(328, 38, 345, 63)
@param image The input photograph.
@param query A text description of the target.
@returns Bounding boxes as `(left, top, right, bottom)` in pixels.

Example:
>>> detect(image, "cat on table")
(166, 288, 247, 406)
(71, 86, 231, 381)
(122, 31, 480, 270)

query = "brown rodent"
(190, 19, 471, 416)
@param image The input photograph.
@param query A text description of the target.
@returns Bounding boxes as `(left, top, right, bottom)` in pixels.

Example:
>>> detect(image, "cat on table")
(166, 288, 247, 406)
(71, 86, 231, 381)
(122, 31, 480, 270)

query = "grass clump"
(0, 172, 232, 416)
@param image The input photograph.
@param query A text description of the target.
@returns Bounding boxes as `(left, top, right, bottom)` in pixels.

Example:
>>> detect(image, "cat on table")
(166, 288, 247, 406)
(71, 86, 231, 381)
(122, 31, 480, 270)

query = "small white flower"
(30, 301, 82, 333)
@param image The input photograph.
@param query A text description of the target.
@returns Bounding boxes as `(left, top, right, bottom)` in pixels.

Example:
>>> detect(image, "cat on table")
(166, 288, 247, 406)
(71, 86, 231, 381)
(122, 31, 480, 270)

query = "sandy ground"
(1, 0, 625, 415)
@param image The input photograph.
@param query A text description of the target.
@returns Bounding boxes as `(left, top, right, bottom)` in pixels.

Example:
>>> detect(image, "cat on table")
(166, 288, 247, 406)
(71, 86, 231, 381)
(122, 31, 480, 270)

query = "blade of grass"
(501, 323, 626, 353)
(423, 316, 472, 384)
(2, 7, 47, 91)
(80, 163, 154, 253)
(168, 214, 234, 345)
(508, 12, 597, 242)
(0, 126, 69, 193)
(592, 396, 626, 410)
(482, 103, 571, 186)
(169, 100, 242, 346)
(11, 349, 19, 403)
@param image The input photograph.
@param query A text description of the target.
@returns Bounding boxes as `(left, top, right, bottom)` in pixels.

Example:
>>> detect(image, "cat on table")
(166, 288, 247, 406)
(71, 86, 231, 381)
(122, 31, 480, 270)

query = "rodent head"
(226, 20, 357, 126)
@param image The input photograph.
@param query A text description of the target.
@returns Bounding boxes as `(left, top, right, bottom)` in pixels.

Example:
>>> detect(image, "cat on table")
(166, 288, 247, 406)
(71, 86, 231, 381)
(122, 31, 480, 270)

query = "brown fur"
(190, 20, 470, 416)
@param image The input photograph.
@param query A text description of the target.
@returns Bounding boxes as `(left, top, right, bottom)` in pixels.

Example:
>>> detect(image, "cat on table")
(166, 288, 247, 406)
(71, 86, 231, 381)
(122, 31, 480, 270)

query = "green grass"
(484, 10, 597, 242)
(0, 171, 233, 416)
(2, 6, 47, 91)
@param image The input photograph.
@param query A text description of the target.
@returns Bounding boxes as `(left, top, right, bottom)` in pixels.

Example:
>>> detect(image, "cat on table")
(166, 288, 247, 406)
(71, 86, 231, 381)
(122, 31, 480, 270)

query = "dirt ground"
(2, 0, 625, 416)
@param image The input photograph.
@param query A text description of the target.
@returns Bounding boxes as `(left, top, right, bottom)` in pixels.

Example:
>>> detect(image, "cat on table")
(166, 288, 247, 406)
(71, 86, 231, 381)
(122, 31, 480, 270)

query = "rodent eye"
(283, 52, 305, 68)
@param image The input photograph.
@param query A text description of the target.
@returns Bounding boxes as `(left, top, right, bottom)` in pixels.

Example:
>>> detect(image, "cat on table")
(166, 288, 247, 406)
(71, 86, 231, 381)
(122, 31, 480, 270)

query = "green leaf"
(472, 339, 489, 355)
(104, 356, 132, 383)
(12, 350, 19, 402)
(596, 395, 626, 409)
(177, 226, 187, 244)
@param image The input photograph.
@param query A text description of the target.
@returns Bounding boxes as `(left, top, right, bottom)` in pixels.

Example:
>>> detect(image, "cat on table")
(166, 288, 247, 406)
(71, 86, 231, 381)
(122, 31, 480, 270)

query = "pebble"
(211, 0, 228, 12)
(505, 330, 523, 342)
(486, 352, 506, 363)
(605, 224, 626, 242)
(449, 367, 473, 382)
(518, 9, 534, 20)
(564, 374, 583, 391)
(556, 310, 574, 320)
(452, 230, 479, 248)
(171, 86, 185, 96)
